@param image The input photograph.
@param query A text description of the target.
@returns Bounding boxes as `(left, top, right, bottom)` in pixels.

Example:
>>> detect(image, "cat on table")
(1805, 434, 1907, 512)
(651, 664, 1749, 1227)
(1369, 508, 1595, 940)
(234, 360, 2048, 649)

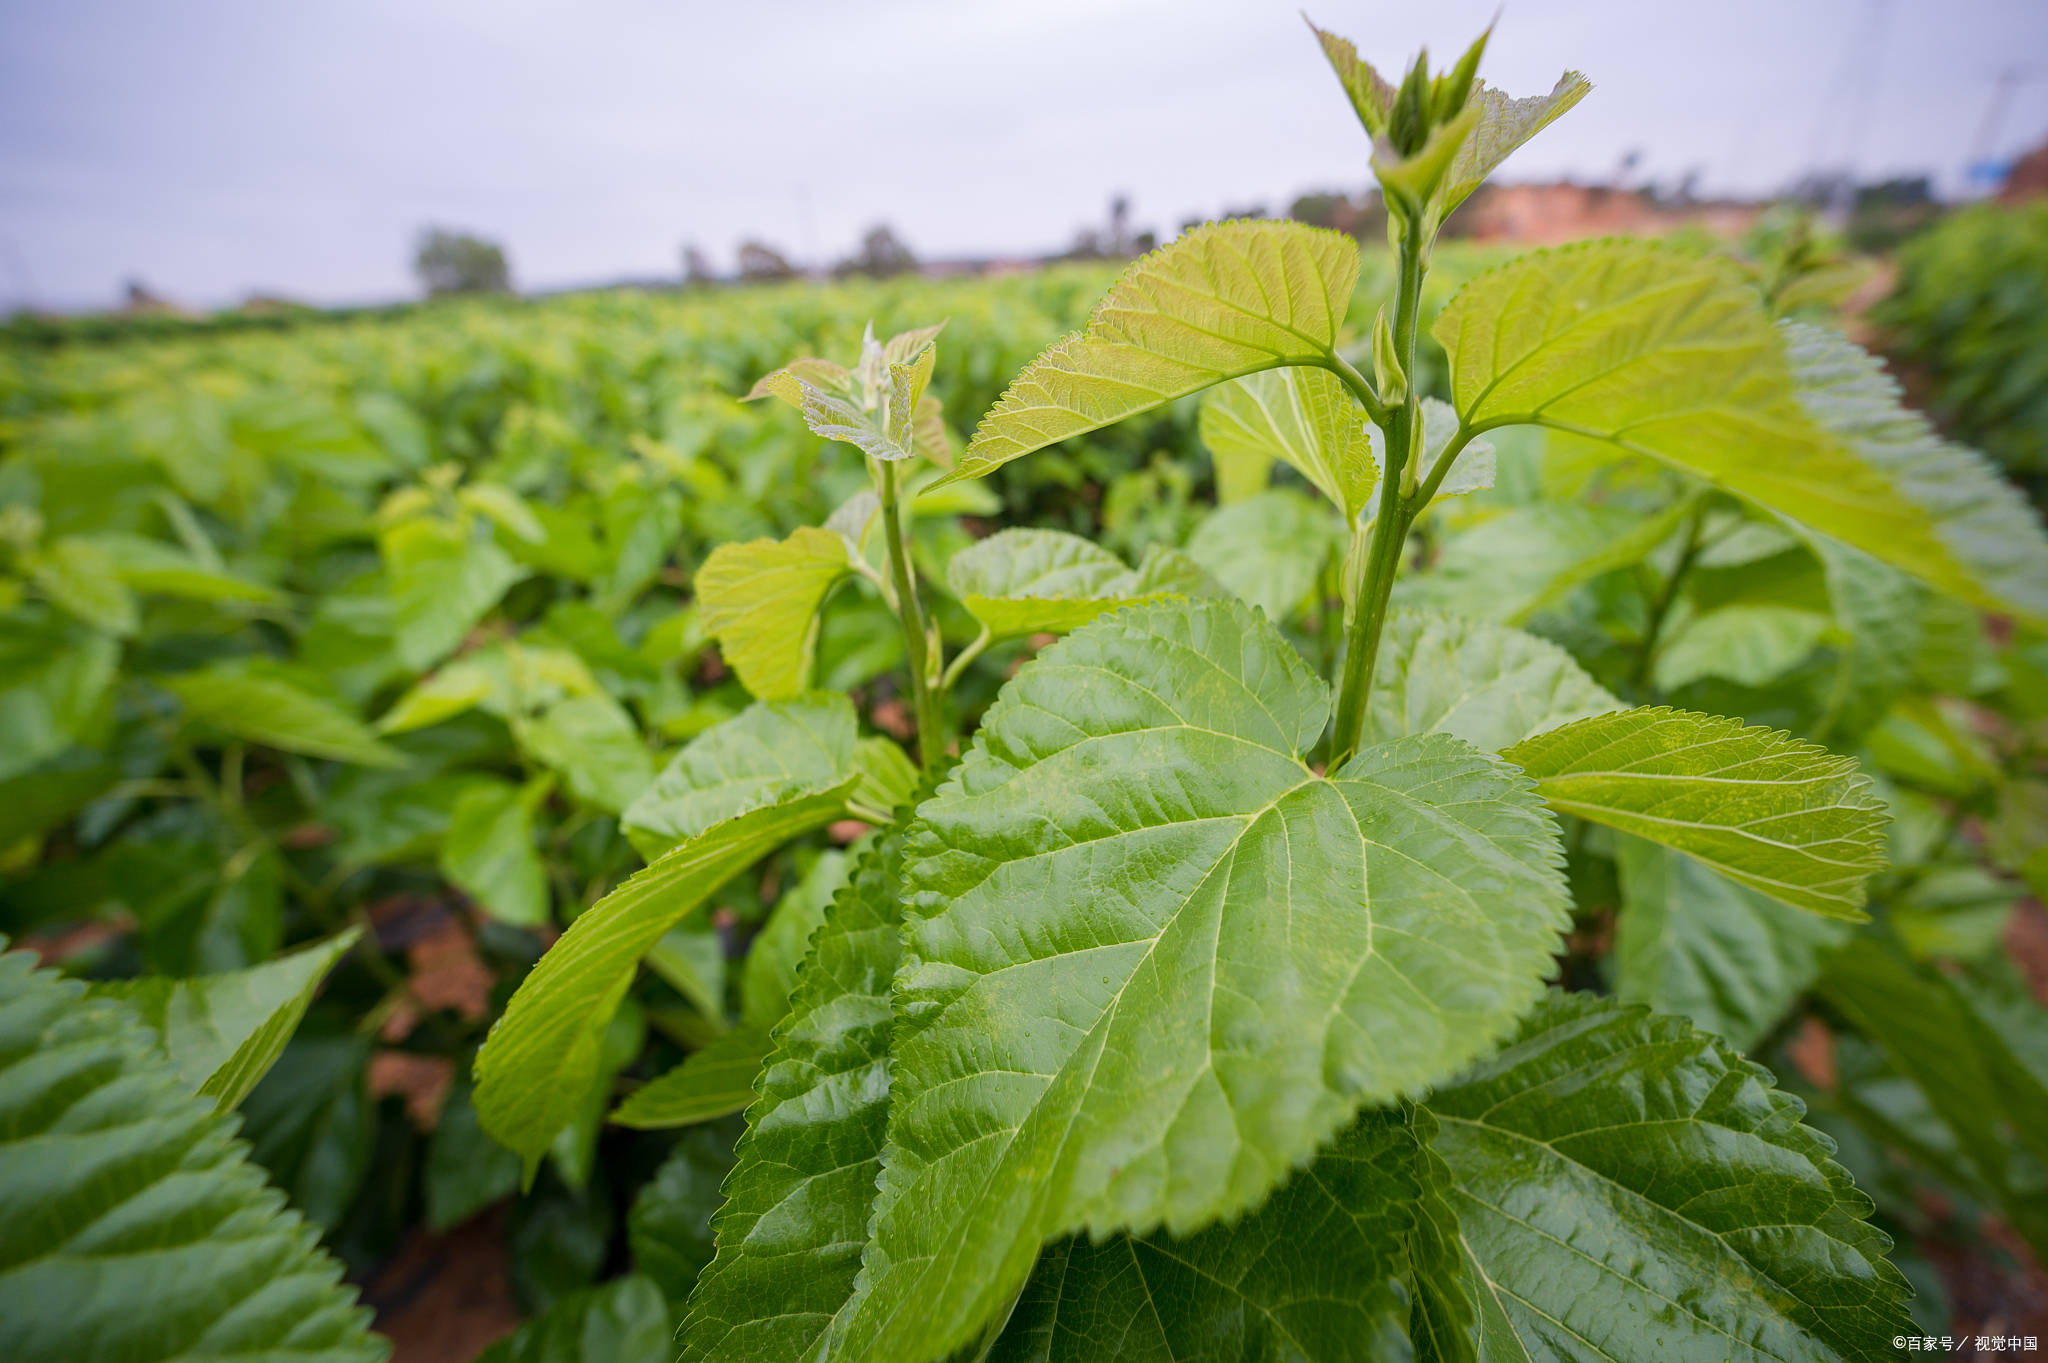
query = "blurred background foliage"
(2, 198, 2045, 1355)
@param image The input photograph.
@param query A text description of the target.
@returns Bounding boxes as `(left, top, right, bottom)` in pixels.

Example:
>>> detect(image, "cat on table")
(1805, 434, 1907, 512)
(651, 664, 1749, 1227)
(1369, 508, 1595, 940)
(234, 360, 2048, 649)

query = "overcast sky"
(3, 0, 2045, 311)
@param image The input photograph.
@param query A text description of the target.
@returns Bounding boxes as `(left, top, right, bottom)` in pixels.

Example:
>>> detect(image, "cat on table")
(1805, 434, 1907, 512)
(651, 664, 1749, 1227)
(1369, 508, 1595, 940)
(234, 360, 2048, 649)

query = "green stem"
(1329, 230, 1427, 769)
(878, 460, 946, 769)
(1628, 504, 1708, 692)
(940, 625, 992, 691)
(1324, 352, 1390, 430)
(1410, 425, 1479, 513)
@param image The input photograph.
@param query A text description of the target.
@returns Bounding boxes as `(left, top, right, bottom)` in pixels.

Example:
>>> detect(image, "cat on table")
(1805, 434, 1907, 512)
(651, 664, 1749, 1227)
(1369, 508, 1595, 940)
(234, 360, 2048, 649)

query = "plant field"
(3, 20, 2047, 1363)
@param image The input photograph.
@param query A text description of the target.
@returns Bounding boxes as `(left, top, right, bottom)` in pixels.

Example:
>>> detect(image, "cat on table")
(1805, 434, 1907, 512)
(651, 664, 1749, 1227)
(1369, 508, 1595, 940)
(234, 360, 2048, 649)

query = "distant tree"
(1288, 191, 1349, 231)
(682, 243, 718, 287)
(836, 223, 918, 279)
(121, 279, 182, 315)
(736, 240, 798, 283)
(1063, 195, 1153, 261)
(1108, 195, 1132, 256)
(1849, 175, 1940, 252)
(414, 228, 511, 297)
(1292, 189, 1380, 239)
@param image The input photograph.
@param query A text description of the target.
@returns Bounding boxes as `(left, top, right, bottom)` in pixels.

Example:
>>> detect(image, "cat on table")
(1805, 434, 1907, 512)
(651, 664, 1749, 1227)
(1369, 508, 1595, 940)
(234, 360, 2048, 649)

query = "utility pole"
(1809, 0, 1893, 225)
(1966, 66, 2037, 196)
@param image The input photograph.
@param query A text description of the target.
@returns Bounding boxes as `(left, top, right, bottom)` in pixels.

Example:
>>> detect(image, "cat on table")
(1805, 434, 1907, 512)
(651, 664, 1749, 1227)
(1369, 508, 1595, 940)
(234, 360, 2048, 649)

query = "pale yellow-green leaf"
(1434, 240, 2039, 622)
(1437, 74, 1592, 216)
(852, 735, 919, 816)
(1364, 610, 1623, 754)
(163, 664, 406, 768)
(1307, 19, 1395, 138)
(1198, 365, 1378, 518)
(458, 482, 547, 543)
(474, 777, 857, 1173)
(695, 526, 850, 701)
(1506, 705, 1888, 919)
(955, 220, 1361, 483)
(945, 529, 1167, 639)
(912, 394, 954, 470)
(746, 356, 851, 408)
(376, 661, 499, 733)
(439, 778, 552, 927)
(1780, 322, 2048, 628)
(611, 1024, 771, 1129)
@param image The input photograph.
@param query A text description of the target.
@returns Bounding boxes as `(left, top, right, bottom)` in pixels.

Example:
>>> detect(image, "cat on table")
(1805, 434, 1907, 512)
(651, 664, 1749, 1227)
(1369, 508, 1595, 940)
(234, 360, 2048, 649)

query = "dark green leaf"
(989, 1109, 1419, 1363)
(1821, 937, 2048, 1252)
(834, 597, 1569, 1360)
(1612, 836, 1848, 1050)
(477, 1276, 670, 1363)
(0, 951, 385, 1363)
(240, 1027, 374, 1231)
(426, 1065, 523, 1232)
(677, 829, 908, 1363)
(629, 1121, 740, 1307)
(1427, 992, 1916, 1360)
(91, 928, 361, 1108)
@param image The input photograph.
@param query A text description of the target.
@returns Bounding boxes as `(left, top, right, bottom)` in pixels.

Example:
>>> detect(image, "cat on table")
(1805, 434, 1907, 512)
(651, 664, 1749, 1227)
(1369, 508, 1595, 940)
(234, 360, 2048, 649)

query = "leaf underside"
(694, 526, 850, 701)
(1505, 706, 1888, 920)
(955, 220, 1361, 482)
(1779, 321, 2048, 628)
(1363, 610, 1624, 755)
(1199, 364, 1379, 519)
(1432, 239, 2043, 621)
(832, 596, 1570, 1360)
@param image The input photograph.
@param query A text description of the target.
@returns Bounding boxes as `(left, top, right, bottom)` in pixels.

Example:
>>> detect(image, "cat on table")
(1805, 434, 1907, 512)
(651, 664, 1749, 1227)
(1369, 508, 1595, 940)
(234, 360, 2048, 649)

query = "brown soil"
(360, 1207, 524, 1363)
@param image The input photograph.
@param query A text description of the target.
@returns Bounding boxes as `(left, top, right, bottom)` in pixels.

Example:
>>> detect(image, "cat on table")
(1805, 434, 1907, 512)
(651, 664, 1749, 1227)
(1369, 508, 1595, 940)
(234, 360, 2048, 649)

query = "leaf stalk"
(878, 459, 947, 769)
